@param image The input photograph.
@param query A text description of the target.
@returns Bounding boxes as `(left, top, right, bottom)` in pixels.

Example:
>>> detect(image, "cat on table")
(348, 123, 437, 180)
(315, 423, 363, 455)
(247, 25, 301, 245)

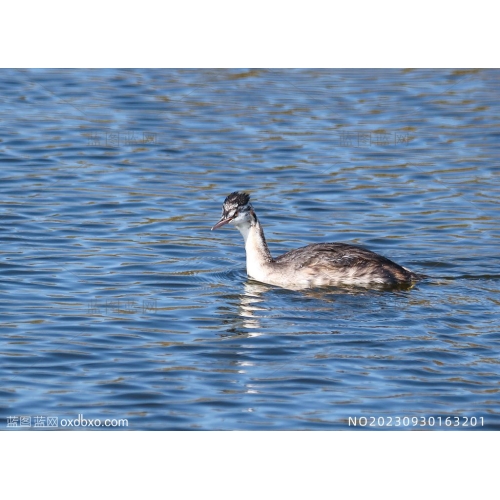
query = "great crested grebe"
(211, 191, 422, 289)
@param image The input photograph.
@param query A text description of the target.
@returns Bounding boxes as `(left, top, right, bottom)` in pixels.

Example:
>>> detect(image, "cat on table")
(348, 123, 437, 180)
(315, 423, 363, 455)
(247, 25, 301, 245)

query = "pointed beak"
(211, 216, 232, 231)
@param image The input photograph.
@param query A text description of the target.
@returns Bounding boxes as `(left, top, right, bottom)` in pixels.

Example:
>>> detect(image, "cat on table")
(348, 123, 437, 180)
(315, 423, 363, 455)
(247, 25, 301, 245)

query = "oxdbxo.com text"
(60, 414, 128, 428)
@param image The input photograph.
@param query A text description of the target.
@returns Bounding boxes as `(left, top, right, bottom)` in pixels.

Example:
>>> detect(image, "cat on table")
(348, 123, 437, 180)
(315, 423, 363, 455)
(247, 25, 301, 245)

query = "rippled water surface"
(1, 69, 499, 430)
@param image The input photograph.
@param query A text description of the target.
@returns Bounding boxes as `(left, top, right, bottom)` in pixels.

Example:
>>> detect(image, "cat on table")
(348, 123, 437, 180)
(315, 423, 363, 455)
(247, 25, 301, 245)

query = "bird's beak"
(211, 216, 232, 231)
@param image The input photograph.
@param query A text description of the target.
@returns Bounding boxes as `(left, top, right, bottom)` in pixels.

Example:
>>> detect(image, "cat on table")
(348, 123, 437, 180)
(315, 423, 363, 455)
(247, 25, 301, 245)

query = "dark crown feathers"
(224, 191, 250, 207)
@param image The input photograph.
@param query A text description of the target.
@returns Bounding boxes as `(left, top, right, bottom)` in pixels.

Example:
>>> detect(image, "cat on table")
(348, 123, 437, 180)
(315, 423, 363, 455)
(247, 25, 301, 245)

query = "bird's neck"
(235, 217, 273, 277)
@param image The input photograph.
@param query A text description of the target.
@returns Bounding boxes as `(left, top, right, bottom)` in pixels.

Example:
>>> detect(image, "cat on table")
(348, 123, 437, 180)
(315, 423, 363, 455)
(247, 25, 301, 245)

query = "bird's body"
(212, 192, 422, 289)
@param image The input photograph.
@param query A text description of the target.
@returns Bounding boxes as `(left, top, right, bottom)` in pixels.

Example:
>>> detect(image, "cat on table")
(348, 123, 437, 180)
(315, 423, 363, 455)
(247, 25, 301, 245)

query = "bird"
(211, 191, 423, 289)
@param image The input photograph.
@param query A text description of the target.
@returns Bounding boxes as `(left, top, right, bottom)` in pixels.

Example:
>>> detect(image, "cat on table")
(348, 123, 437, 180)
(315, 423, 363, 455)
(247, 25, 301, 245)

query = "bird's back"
(273, 242, 421, 286)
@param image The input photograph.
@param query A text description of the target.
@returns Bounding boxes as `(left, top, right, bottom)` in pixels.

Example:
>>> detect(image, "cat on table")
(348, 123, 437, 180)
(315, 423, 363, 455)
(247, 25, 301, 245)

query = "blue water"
(1, 69, 499, 430)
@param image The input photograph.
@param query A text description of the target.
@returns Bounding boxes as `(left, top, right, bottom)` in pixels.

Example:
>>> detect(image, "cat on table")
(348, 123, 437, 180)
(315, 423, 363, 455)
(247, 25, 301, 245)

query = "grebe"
(211, 191, 422, 289)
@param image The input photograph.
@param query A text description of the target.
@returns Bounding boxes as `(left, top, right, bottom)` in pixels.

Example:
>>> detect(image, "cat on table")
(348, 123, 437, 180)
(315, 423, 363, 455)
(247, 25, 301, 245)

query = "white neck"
(234, 218, 273, 281)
